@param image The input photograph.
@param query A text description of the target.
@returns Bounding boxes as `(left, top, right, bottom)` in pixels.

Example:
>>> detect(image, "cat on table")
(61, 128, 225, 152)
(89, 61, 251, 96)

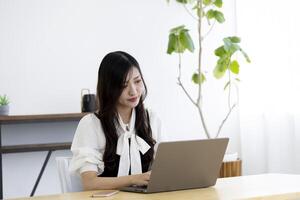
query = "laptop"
(121, 138, 229, 193)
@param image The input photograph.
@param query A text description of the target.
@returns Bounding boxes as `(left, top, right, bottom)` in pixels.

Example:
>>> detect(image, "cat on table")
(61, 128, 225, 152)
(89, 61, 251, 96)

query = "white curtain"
(236, 0, 300, 175)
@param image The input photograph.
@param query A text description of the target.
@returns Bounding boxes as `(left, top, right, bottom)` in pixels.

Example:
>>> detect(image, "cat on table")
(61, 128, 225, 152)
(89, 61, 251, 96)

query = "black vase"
(81, 94, 96, 113)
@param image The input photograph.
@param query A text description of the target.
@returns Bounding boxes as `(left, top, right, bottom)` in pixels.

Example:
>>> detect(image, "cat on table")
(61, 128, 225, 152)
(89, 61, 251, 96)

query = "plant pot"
(219, 159, 242, 178)
(0, 105, 9, 115)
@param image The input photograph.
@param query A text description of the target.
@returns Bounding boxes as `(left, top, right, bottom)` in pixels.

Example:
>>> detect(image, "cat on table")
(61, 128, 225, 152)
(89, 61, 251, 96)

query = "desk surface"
(8, 174, 300, 200)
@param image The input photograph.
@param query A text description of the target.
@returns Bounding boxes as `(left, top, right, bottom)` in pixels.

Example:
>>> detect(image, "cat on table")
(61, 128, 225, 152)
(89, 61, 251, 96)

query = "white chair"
(55, 157, 83, 193)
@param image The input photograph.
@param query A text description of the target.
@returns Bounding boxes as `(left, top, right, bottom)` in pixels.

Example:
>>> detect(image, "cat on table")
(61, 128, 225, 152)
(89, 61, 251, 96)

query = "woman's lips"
(128, 97, 138, 102)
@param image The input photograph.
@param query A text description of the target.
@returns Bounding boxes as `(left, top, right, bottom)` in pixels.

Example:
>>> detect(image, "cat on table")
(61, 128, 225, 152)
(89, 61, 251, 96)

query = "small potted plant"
(0, 94, 10, 115)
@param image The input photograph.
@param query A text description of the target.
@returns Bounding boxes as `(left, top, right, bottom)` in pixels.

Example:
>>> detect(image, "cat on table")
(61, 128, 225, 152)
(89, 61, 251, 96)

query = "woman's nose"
(129, 83, 137, 96)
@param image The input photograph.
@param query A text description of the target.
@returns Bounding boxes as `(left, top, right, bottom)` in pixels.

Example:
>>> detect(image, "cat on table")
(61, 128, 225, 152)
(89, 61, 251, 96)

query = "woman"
(69, 51, 162, 190)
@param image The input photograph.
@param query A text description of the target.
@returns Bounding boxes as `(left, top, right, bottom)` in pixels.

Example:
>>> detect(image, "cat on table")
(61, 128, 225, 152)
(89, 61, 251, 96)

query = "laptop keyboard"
(132, 185, 147, 189)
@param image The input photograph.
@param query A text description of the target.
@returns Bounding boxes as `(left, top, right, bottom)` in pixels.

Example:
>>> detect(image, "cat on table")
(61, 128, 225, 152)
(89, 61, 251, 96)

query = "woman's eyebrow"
(133, 75, 141, 80)
(125, 75, 140, 83)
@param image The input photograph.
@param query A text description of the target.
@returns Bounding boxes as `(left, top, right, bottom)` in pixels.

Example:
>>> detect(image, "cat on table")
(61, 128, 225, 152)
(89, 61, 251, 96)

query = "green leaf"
(228, 36, 241, 43)
(168, 26, 194, 54)
(206, 9, 215, 19)
(167, 33, 177, 54)
(235, 78, 241, 82)
(223, 38, 231, 52)
(176, 0, 188, 4)
(213, 63, 227, 79)
(192, 73, 206, 84)
(179, 30, 195, 52)
(223, 38, 240, 53)
(214, 46, 226, 57)
(229, 60, 239, 74)
(167, 32, 188, 54)
(203, 0, 212, 6)
(214, 0, 223, 8)
(213, 66, 226, 79)
(0, 94, 9, 105)
(175, 37, 186, 53)
(170, 25, 185, 34)
(217, 56, 229, 66)
(231, 43, 241, 53)
(224, 81, 230, 90)
(214, 11, 225, 23)
(192, 73, 200, 84)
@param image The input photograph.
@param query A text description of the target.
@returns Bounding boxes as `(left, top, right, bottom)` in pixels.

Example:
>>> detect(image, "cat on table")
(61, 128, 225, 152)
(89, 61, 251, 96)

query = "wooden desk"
(7, 174, 300, 200)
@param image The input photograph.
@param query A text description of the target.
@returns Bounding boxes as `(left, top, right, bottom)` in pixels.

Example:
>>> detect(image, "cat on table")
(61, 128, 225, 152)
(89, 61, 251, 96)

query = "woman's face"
(117, 67, 144, 110)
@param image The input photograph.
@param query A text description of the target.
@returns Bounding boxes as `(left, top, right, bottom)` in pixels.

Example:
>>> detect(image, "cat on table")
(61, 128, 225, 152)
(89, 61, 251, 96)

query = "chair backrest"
(55, 157, 83, 193)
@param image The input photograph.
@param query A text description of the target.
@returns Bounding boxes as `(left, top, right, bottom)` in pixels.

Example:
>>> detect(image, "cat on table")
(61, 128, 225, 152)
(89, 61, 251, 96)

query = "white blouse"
(69, 109, 162, 176)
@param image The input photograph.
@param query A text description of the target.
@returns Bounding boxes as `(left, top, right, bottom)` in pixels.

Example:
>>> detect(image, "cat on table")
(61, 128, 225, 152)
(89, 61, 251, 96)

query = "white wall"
(0, 0, 238, 198)
(236, 0, 300, 175)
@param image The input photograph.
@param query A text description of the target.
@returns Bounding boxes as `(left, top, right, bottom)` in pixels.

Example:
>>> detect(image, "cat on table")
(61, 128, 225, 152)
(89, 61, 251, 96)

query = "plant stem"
(215, 103, 237, 138)
(177, 52, 197, 106)
(196, 0, 210, 138)
(197, 106, 211, 139)
(177, 79, 197, 106)
(197, 0, 203, 106)
(228, 70, 232, 109)
(183, 4, 198, 21)
(202, 20, 216, 41)
(216, 61, 235, 138)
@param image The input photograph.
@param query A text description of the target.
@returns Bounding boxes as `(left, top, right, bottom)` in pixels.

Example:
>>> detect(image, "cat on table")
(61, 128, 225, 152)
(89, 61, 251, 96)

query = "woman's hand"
(129, 171, 151, 186)
(81, 171, 152, 190)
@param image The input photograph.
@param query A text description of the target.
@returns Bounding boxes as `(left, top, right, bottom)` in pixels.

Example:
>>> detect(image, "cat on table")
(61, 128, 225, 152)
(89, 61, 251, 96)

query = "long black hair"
(96, 51, 155, 172)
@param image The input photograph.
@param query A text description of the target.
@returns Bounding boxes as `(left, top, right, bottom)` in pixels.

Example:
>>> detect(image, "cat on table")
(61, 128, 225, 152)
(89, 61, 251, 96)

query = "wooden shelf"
(0, 113, 88, 124)
(1, 142, 71, 154)
(0, 112, 88, 198)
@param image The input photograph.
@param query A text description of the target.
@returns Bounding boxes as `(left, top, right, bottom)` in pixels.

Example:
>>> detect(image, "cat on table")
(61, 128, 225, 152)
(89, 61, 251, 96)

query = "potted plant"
(166, 0, 250, 177)
(0, 94, 10, 115)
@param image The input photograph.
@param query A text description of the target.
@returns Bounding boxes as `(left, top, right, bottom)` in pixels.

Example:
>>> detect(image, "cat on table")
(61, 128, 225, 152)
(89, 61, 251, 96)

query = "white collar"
(116, 109, 151, 176)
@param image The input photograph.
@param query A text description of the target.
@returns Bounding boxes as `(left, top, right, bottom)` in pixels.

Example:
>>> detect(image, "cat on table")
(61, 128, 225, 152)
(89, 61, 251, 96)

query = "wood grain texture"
(0, 113, 87, 124)
(1, 142, 71, 153)
(219, 159, 242, 178)
(7, 174, 300, 200)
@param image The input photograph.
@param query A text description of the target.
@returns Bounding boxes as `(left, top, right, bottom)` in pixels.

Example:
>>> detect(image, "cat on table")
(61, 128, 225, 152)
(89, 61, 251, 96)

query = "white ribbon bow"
(116, 110, 151, 176)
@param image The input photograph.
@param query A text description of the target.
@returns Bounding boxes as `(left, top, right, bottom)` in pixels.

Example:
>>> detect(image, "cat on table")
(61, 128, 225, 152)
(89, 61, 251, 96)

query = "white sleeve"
(69, 114, 105, 175)
(148, 109, 164, 157)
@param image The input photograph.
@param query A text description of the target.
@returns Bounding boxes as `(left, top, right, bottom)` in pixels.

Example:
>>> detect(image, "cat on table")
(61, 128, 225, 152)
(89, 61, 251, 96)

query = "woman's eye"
(135, 79, 142, 84)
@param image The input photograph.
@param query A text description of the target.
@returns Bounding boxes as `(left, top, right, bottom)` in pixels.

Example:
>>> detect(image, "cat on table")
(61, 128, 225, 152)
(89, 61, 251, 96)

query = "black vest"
(98, 151, 152, 177)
